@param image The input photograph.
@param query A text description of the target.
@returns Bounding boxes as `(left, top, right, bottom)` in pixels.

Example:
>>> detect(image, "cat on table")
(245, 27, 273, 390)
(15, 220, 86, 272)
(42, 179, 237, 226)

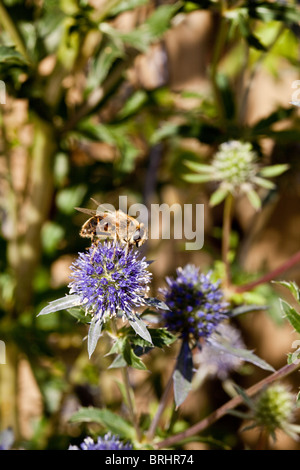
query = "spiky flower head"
(184, 140, 289, 209)
(68, 241, 152, 323)
(194, 322, 245, 381)
(159, 264, 229, 343)
(0, 428, 14, 450)
(69, 433, 133, 450)
(253, 384, 296, 437)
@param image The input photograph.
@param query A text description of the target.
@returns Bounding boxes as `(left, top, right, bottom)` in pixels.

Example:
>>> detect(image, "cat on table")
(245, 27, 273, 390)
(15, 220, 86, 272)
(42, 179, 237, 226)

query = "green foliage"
(1, 0, 300, 451)
(69, 407, 136, 440)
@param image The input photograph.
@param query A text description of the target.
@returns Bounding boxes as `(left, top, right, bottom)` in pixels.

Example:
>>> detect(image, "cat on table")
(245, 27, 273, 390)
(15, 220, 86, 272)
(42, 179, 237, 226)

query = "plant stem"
(156, 361, 300, 449)
(147, 369, 174, 441)
(222, 193, 234, 288)
(235, 250, 300, 294)
(256, 428, 269, 450)
(121, 366, 142, 442)
(110, 320, 142, 441)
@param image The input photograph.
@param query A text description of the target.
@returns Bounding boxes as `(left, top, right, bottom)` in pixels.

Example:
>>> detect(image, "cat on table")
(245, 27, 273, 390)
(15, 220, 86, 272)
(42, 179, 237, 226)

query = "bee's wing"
(90, 198, 116, 214)
(116, 212, 137, 238)
(75, 207, 98, 217)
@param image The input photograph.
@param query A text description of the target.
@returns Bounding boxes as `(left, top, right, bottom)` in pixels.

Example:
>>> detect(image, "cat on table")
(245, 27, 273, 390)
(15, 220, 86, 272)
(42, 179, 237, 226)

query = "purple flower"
(69, 433, 133, 450)
(68, 241, 152, 323)
(159, 264, 229, 342)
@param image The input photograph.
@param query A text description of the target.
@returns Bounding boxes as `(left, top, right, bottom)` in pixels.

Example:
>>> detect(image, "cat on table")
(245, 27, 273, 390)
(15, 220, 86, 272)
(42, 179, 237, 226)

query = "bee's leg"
(112, 233, 118, 260)
(90, 238, 99, 259)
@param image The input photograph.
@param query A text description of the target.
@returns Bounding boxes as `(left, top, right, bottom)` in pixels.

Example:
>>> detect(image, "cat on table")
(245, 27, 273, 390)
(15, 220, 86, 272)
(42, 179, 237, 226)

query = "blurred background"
(0, 0, 300, 450)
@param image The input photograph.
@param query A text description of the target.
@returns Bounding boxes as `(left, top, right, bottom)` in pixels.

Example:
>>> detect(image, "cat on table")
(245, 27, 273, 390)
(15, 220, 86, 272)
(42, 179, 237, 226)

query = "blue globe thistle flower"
(0, 428, 14, 450)
(159, 264, 229, 342)
(69, 433, 133, 450)
(68, 241, 152, 323)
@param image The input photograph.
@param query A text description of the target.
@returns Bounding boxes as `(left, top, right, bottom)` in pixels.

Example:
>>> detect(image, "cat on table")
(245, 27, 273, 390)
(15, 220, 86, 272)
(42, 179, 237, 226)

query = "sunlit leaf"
(246, 189, 261, 210)
(37, 294, 82, 316)
(252, 176, 276, 190)
(88, 317, 103, 358)
(182, 173, 214, 183)
(117, 90, 148, 119)
(259, 164, 289, 178)
(129, 313, 152, 344)
(69, 407, 135, 439)
(272, 280, 300, 303)
(184, 160, 215, 173)
(280, 299, 300, 334)
(209, 188, 229, 207)
(208, 335, 275, 372)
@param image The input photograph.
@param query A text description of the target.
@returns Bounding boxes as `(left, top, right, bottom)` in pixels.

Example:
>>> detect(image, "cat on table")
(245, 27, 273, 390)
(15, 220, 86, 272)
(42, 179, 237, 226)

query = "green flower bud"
(254, 384, 295, 434)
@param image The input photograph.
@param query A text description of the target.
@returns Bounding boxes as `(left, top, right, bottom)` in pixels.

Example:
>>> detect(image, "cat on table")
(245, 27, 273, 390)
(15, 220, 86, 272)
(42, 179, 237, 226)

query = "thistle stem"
(156, 361, 300, 449)
(110, 319, 142, 442)
(121, 366, 142, 442)
(235, 250, 300, 294)
(222, 193, 234, 288)
(147, 369, 174, 441)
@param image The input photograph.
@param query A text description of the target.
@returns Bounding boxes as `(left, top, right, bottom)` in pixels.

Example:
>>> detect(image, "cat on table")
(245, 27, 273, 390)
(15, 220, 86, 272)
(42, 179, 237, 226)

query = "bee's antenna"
(90, 197, 101, 206)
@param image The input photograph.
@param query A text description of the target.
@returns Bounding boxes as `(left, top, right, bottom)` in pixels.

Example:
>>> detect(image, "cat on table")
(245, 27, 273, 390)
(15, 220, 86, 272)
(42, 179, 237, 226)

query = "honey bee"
(75, 199, 148, 253)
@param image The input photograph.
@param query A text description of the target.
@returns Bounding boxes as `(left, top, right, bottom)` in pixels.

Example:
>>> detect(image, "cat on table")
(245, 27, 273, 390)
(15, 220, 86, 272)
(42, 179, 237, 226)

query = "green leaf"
(144, 3, 181, 39)
(69, 407, 135, 439)
(0, 45, 28, 64)
(86, 42, 123, 90)
(88, 317, 103, 358)
(182, 173, 214, 183)
(150, 123, 180, 145)
(121, 340, 148, 370)
(252, 176, 276, 190)
(208, 335, 275, 372)
(127, 327, 177, 349)
(246, 189, 261, 210)
(100, 3, 181, 53)
(143, 297, 170, 310)
(226, 409, 253, 419)
(229, 304, 268, 317)
(184, 160, 215, 173)
(129, 313, 152, 344)
(280, 299, 300, 334)
(110, 0, 149, 16)
(209, 188, 229, 207)
(259, 164, 289, 178)
(67, 307, 92, 324)
(117, 90, 148, 119)
(37, 294, 82, 316)
(56, 185, 87, 215)
(272, 280, 300, 302)
(173, 341, 194, 408)
(232, 385, 255, 410)
(108, 354, 127, 369)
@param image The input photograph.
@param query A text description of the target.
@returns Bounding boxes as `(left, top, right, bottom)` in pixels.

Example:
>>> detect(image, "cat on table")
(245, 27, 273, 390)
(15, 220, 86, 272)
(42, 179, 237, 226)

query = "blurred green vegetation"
(0, 0, 300, 450)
